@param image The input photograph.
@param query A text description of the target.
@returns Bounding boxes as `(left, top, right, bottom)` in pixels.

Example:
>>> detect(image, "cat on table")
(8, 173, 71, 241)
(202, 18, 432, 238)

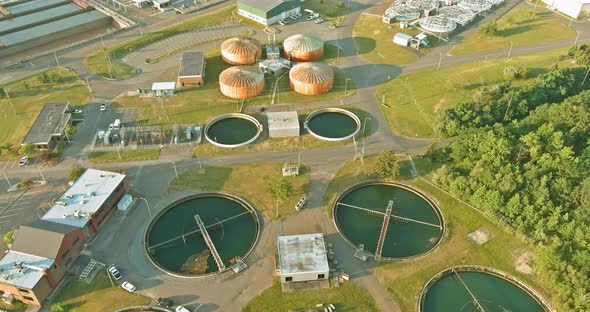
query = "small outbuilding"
(152, 0, 170, 11)
(542, 0, 590, 19)
(237, 0, 301, 26)
(267, 111, 299, 138)
(177, 51, 206, 88)
(277, 233, 329, 288)
(393, 32, 413, 47)
(21, 102, 72, 150)
(152, 82, 176, 97)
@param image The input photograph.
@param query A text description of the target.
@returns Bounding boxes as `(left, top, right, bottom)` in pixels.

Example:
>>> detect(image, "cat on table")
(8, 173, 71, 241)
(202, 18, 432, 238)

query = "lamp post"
(344, 78, 351, 96)
(139, 197, 152, 217)
(167, 160, 178, 179)
(362, 117, 371, 151)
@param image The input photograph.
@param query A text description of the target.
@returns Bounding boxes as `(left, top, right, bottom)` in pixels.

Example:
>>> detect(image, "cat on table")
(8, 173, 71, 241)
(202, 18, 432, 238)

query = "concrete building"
(277, 233, 329, 286)
(267, 111, 300, 138)
(21, 102, 71, 150)
(542, 0, 590, 19)
(177, 51, 206, 88)
(41, 169, 128, 234)
(237, 0, 301, 26)
(152, 82, 176, 97)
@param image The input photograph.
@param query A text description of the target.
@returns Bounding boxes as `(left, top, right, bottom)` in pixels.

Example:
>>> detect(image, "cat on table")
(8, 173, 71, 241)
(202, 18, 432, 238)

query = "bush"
(69, 164, 86, 181)
(504, 66, 528, 80)
(3, 229, 14, 246)
(19, 142, 34, 156)
(19, 179, 33, 190)
(39, 151, 60, 166)
(573, 44, 590, 65)
(375, 151, 400, 179)
(478, 21, 499, 37)
(36, 72, 49, 83)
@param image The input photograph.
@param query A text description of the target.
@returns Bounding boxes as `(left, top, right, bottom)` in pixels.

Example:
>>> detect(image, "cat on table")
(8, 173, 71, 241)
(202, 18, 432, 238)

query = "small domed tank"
(221, 37, 262, 65)
(219, 66, 265, 99)
(289, 62, 334, 95)
(283, 34, 324, 62)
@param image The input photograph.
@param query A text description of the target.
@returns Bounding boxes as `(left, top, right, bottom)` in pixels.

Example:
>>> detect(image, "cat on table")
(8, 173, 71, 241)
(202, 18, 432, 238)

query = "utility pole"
(4, 87, 16, 115)
(344, 78, 351, 95)
(54, 52, 61, 68)
(437, 52, 442, 70)
(581, 67, 590, 88)
(507, 41, 513, 59)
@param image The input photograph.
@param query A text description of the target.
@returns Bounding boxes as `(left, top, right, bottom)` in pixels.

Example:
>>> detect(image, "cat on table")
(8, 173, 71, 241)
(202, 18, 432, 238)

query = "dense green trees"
(431, 67, 590, 310)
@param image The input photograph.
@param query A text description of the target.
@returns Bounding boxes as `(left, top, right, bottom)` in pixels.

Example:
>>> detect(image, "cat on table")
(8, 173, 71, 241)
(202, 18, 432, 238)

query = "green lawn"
(377, 48, 575, 138)
(0, 68, 90, 157)
(353, 15, 426, 65)
(88, 148, 160, 163)
(115, 50, 355, 126)
(172, 162, 310, 219)
(50, 270, 150, 312)
(322, 156, 558, 311)
(303, 0, 350, 21)
(0, 301, 25, 312)
(84, 5, 236, 79)
(242, 279, 379, 312)
(450, 8, 576, 55)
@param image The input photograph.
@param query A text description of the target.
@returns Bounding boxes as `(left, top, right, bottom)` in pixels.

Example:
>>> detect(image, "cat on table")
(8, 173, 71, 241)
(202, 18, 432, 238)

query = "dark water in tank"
(335, 184, 442, 258)
(423, 271, 546, 312)
(307, 112, 357, 139)
(207, 117, 258, 145)
(147, 196, 257, 274)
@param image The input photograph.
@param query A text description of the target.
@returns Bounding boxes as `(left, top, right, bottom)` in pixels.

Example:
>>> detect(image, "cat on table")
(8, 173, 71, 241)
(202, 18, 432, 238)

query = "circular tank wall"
(219, 66, 265, 99)
(305, 108, 360, 141)
(333, 181, 444, 260)
(204, 113, 263, 148)
(145, 193, 260, 277)
(289, 62, 334, 95)
(283, 34, 324, 62)
(221, 37, 262, 65)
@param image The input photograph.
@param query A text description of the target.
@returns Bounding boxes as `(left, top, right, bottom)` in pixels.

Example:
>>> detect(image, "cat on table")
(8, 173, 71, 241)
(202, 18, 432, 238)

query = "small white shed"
(152, 82, 176, 97)
(267, 111, 300, 138)
(277, 233, 330, 284)
(393, 32, 413, 47)
(117, 194, 135, 215)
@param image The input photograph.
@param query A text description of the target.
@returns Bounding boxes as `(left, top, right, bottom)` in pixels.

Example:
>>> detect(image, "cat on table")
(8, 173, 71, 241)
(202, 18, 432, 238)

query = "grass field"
(322, 156, 558, 311)
(84, 5, 236, 79)
(303, 0, 350, 20)
(352, 15, 427, 65)
(0, 301, 25, 312)
(172, 162, 310, 219)
(376, 48, 574, 138)
(0, 68, 90, 158)
(449, 8, 575, 55)
(242, 278, 379, 312)
(115, 50, 355, 126)
(88, 148, 160, 163)
(50, 270, 150, 312)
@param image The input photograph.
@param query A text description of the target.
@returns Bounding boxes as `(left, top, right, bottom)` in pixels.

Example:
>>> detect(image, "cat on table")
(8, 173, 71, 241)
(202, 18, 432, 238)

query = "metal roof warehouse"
(21, 102, 71, 150)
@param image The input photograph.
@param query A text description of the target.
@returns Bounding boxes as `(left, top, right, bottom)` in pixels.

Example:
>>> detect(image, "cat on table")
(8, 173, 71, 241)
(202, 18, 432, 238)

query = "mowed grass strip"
(84, 5, 236, 79)
(50, 270, 150, 312)
(322, 156, 557, 311)
(88, 148, 160, 163)
(449, 8, 575, 55)
(352, 15, 424, 65)
(377, 48, 574, 138)
(0, 68, 90, 151)
(172, 163, 310, 219)
(242, 278, 379, 312)
(115, 50, 355, 126)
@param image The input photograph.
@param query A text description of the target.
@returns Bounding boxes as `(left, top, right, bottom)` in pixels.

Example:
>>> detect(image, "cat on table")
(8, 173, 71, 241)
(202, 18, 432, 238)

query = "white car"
(121, 281, 136, 292)
(108, 265, 122, 280)
(100, 104, 106, 111)
(18, 156, 29, 166)
(73, 109, 83, 114)
(295, 196, 307, 211)
(314, 18, 324, 24)
(175, 306, 191, 312)
(306, 15, 315, 21)
(108, 124, 114, 131)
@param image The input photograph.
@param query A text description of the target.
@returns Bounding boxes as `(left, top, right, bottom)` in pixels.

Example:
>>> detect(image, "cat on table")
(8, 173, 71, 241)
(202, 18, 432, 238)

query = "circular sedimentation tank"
(333, 181, 444, 259)
(219, 66, 265, 99)
(221, 37, 262, 65)
(204, 113, 263, 148)
(283, 34, 324, 62)
(305, 108, 360, 141)
(289, 62, 334, 95)
(145, 193, 259, 277)
(419, 266, 550, 312)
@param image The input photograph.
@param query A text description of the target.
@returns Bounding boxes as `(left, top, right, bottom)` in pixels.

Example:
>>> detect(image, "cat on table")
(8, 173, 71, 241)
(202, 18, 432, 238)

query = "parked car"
(108, 265, 122, 280)
(18, 156, 29, 166)
(156, 297, 174, 308)
(295, 196, 307, 211)
(73, 109, 83, 114)
(329, 24, 337, 29)
(278, 19, 288, 25)
(121, 281, 136, 292)
(314, 18, 324, 24)
(108, 124, 114, 131)
(306, 15, 315, 21)
(100, 103, 106, 111)
(175, 306, 191, 312)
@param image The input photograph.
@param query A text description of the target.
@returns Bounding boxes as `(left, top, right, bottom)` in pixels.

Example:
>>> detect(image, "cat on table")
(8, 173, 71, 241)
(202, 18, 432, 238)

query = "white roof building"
(42, 169, 126, 228)
(277, 233, 329, 283)
(542, 0, 590, 19)
(267, 111, 300, 138)
(0, 251, 54, 289)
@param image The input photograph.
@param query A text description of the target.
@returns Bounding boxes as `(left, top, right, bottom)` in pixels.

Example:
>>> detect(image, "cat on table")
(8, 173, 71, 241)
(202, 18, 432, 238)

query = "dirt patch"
(467, 227, 492, 245)
(514, 249, 535, 275)
(433, 98, 447, 112)
(373, 29, 381, 36)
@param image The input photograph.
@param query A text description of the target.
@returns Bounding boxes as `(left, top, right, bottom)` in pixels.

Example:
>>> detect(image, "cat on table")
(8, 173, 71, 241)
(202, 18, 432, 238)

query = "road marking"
(11, 201, 31, 206)
(2, 161, 8, 170)
(0, 213, 18, 219)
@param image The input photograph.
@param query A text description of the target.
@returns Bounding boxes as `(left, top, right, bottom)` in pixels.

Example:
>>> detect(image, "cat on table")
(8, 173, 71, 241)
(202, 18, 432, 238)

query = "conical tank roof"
(290, 62, 334, 84)
(221, 37, 262, 56)
(219, 66, 264, 87)
(283, 34, 323, 53)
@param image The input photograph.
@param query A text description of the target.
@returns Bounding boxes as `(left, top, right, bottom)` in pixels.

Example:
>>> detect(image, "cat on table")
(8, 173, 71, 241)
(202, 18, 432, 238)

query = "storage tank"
(221, 37, 262, 65)
(289, 62, 334, 95)
(283, 34, 324, 62)
(219, 66, 265, 99)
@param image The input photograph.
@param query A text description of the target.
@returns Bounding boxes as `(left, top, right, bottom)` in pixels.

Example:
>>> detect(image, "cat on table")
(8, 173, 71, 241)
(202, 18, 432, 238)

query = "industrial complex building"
(21, 102, 72, 150)
(542, 0, 590, 19)
(177, 51, 206, 87)
(276, 233, 329, 289)
(0, 0, 115, 58)
(0, 169, 128, 306)
(237, 0, 301, 26)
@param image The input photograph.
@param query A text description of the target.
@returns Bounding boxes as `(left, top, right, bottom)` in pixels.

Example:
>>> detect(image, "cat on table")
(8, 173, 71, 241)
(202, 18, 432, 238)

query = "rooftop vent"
(65, 194, 73, 199)
(56, 201, 67, 206)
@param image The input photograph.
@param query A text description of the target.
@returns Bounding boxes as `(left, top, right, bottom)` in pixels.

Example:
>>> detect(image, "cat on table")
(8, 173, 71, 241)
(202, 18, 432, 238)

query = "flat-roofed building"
(277, 233, 329, 287)
(177, 51, 206, 88)
(237, 0, 301, 26)
(0, 251, 55, 307)
(21, 102, 71, 150)
(267, 111, 300, 138)
(542, 0, 590, 19)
